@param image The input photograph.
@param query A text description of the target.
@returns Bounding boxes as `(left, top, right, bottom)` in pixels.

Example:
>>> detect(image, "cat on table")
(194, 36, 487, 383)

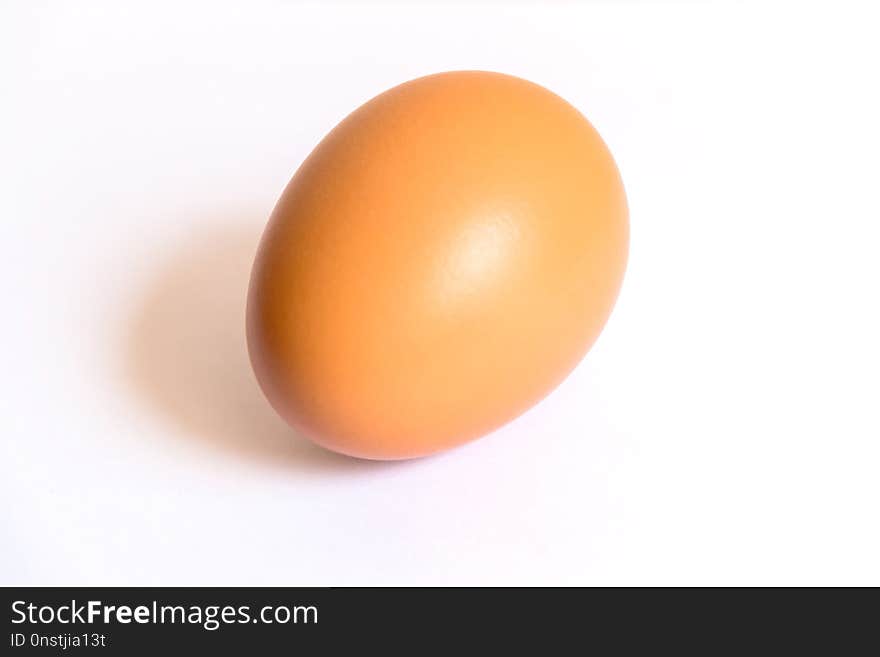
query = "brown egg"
(247, 71, 628, 460)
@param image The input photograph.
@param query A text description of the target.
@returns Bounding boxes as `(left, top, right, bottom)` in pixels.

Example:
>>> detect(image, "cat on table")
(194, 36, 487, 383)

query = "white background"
(2, 1, 878, 586)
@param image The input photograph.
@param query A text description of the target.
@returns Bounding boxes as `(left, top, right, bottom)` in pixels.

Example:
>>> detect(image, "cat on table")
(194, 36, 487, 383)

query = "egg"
(247, 71, 628, 460)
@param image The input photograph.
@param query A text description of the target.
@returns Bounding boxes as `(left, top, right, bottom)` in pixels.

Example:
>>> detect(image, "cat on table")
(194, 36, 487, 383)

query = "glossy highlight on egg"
(247, 71, 628, 460)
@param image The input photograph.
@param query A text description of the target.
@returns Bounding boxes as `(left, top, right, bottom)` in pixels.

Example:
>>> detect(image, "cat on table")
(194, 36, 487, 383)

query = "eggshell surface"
(247, 71, 628, 460)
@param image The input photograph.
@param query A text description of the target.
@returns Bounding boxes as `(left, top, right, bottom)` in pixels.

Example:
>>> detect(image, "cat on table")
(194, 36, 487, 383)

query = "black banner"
(1, 587, 873, 652)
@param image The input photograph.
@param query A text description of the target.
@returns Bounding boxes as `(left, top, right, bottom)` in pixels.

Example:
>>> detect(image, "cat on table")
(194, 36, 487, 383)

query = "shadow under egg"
(123, 218, 387, 475)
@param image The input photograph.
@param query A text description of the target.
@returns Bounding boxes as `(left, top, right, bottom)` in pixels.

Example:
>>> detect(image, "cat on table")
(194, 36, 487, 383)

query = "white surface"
(2, 0, 879, 586)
